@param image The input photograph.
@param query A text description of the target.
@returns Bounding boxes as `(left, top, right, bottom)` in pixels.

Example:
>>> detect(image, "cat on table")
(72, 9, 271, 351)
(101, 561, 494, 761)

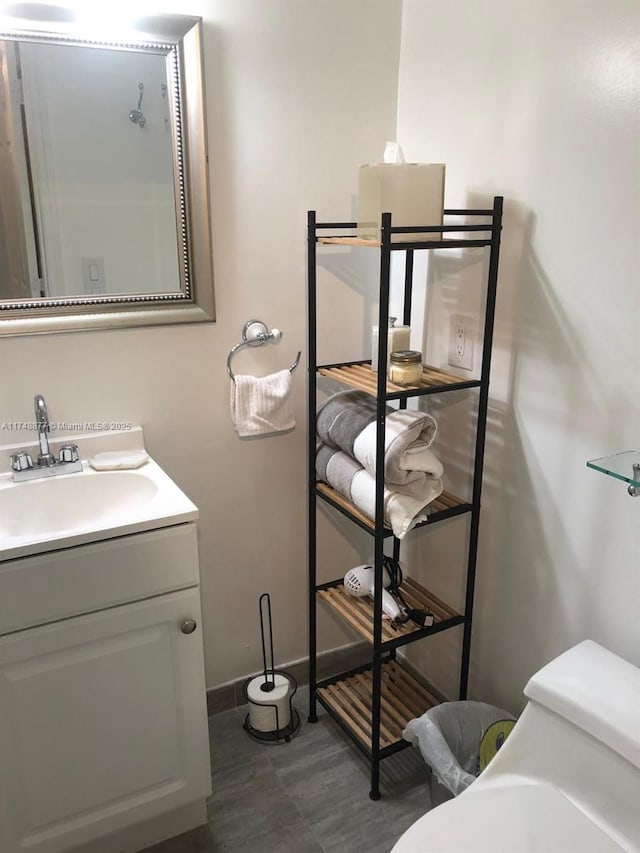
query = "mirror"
(0, 6, 215, 334)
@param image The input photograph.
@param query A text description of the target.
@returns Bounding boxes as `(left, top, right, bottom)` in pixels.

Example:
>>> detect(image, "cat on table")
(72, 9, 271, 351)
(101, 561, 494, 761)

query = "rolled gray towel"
(316, 390, 442, 486)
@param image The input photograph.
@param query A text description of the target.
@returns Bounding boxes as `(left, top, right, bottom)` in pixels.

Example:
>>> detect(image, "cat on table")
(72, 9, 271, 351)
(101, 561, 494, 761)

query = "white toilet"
(392, 640, 640, 852)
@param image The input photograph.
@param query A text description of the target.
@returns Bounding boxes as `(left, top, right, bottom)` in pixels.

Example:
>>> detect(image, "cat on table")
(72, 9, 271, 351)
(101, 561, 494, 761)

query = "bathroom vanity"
(0, 428, 211, 853)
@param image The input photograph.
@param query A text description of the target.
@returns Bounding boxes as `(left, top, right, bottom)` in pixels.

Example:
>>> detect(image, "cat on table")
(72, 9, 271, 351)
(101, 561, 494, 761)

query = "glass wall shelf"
(587, 451, 640, 487)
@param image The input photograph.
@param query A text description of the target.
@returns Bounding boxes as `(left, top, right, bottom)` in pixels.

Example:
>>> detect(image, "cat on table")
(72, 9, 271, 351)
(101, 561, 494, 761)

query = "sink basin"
(0, 470, 159, 540)
(0, 428, 198, 561)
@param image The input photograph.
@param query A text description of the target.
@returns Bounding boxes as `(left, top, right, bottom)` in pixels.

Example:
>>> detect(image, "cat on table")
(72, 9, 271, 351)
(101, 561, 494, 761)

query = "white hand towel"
(230, 369, 295, 437)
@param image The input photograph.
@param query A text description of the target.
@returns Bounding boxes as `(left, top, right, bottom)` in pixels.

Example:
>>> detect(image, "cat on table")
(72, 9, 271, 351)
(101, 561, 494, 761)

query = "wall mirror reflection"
(0, 8, 215, 335)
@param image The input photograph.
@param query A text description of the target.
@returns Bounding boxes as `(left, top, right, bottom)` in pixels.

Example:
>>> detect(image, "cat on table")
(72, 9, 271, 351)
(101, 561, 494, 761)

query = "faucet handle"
(10, 450, 34, 472)
(59, 444, 80, 463)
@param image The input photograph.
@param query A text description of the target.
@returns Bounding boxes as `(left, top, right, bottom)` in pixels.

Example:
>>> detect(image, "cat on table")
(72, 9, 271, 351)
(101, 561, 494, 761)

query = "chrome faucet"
(9, 394, 82, 481)
(34, 394, 55, 467)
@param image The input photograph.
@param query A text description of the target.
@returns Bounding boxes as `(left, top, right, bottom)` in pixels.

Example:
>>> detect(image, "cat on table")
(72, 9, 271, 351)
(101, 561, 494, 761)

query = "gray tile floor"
(143, 691, 450, 853)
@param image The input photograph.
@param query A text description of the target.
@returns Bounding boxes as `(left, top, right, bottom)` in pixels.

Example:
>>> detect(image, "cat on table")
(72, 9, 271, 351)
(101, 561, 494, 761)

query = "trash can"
(403, 701, 516, 796)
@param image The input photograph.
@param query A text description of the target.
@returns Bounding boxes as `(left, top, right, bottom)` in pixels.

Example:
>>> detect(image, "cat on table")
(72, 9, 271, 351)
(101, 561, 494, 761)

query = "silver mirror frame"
(0, 11, 215, 336)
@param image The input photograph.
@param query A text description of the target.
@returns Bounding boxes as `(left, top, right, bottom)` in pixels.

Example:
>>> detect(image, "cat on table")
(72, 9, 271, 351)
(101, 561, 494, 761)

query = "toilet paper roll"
(246, 673, 292, 733)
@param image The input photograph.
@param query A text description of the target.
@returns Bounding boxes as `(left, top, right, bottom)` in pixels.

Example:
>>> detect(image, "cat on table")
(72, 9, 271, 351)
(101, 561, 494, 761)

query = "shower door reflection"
(0, 39, 180, 300)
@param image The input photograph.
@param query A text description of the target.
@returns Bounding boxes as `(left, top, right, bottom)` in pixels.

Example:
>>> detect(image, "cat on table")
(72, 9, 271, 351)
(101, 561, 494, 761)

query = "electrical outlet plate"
(448, 314, 474, 370)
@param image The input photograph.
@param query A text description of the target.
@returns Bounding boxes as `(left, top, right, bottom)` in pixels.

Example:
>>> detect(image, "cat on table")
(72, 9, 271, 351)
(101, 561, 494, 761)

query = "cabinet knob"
(181, 618, 197, 634)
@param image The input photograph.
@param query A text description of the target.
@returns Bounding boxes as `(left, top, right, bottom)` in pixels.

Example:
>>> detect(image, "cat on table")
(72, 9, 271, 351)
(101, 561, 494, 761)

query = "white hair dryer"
(343, 564, 402, 622)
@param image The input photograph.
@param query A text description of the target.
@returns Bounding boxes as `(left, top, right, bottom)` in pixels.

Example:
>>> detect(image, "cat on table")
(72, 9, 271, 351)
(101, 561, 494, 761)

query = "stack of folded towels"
(316, 390, 444, 539)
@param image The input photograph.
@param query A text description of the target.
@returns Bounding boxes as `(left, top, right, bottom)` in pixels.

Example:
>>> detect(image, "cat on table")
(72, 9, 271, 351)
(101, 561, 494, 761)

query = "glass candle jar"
(389, 350, 423, 385)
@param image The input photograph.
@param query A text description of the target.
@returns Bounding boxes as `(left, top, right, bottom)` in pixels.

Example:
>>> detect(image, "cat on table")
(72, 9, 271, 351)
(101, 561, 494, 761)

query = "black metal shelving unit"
(307, 197, 503, 800)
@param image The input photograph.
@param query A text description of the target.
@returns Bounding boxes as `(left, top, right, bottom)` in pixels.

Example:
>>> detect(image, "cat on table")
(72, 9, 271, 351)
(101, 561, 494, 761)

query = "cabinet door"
(0, 588, 211, 853)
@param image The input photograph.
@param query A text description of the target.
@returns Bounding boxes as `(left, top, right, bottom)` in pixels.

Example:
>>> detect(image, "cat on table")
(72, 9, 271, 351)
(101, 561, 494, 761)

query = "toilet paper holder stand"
(242, 593, 300, 743)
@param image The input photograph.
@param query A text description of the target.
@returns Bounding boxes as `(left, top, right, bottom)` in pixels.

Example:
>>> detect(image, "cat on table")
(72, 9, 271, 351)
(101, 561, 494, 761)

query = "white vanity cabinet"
(0, 522, 211, 853)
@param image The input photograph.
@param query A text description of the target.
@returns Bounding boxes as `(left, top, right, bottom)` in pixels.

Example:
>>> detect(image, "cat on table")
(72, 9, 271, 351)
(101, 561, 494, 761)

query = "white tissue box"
(357, 163, 446, 243)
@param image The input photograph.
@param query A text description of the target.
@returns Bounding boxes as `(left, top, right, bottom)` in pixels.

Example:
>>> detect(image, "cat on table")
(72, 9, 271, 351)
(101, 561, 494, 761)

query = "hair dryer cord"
(382, 556, 435, 629)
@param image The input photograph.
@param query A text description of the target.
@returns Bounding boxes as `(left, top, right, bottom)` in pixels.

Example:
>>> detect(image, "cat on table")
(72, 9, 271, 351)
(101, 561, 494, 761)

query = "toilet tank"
(525, 639, 640, 773)
(479, 640, 640, 850)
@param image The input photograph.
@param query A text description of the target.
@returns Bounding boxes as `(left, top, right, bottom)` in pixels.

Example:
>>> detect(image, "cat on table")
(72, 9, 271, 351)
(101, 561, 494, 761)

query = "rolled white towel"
(353, 411, 443, 484)
(397, 441, 444, 476)
(349, 467, 441, 539)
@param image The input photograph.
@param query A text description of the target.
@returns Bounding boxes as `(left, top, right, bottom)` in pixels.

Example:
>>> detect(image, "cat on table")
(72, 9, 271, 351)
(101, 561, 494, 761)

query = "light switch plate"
(81, 257, 106, 294)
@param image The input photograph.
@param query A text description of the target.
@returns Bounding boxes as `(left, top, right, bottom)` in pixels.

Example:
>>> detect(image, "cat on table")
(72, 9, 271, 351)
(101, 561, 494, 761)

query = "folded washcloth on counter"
(316, 441, 443, 539)
(230, 369, 295, 437)
(316, 390, 442, 486)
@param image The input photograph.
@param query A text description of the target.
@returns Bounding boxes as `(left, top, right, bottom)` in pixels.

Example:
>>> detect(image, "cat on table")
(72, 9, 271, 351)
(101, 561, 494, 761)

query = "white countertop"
(0, 427, 198, 561)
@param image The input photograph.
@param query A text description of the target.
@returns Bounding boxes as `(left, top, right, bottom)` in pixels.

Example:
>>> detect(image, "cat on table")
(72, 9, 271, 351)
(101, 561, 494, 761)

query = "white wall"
(0, 0, 402, 688)
(397, 0, 640, 711)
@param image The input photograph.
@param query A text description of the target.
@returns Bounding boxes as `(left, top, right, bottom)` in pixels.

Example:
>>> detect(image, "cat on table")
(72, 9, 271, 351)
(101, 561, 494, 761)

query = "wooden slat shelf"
(317, 659, 440, 752)
(318, 361, 479, 396)
(318, 236, 381, 247)
(317, 236, 492, 249)
(315, 482, 470, 534)
(318, 576, 461, 647)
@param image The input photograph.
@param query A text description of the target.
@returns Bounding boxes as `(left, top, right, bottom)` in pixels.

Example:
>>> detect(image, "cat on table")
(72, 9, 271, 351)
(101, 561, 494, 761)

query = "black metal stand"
(243, 593, 301, 744)
(242, 670, 301, 744)
(307, 199, 503, 799)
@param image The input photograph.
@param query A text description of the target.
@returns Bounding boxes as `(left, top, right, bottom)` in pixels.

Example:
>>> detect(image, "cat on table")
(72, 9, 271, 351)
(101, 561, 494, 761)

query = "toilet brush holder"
(242, 592, 300, 743)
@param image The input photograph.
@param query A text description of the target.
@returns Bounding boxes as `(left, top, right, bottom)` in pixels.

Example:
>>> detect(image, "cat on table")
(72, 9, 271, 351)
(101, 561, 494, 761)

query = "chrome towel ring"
(227, 319, 302, 382)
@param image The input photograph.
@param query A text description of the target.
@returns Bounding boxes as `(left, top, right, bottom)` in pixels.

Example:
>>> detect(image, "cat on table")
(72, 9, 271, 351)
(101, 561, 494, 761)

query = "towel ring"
(226, 320, 302, 382)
